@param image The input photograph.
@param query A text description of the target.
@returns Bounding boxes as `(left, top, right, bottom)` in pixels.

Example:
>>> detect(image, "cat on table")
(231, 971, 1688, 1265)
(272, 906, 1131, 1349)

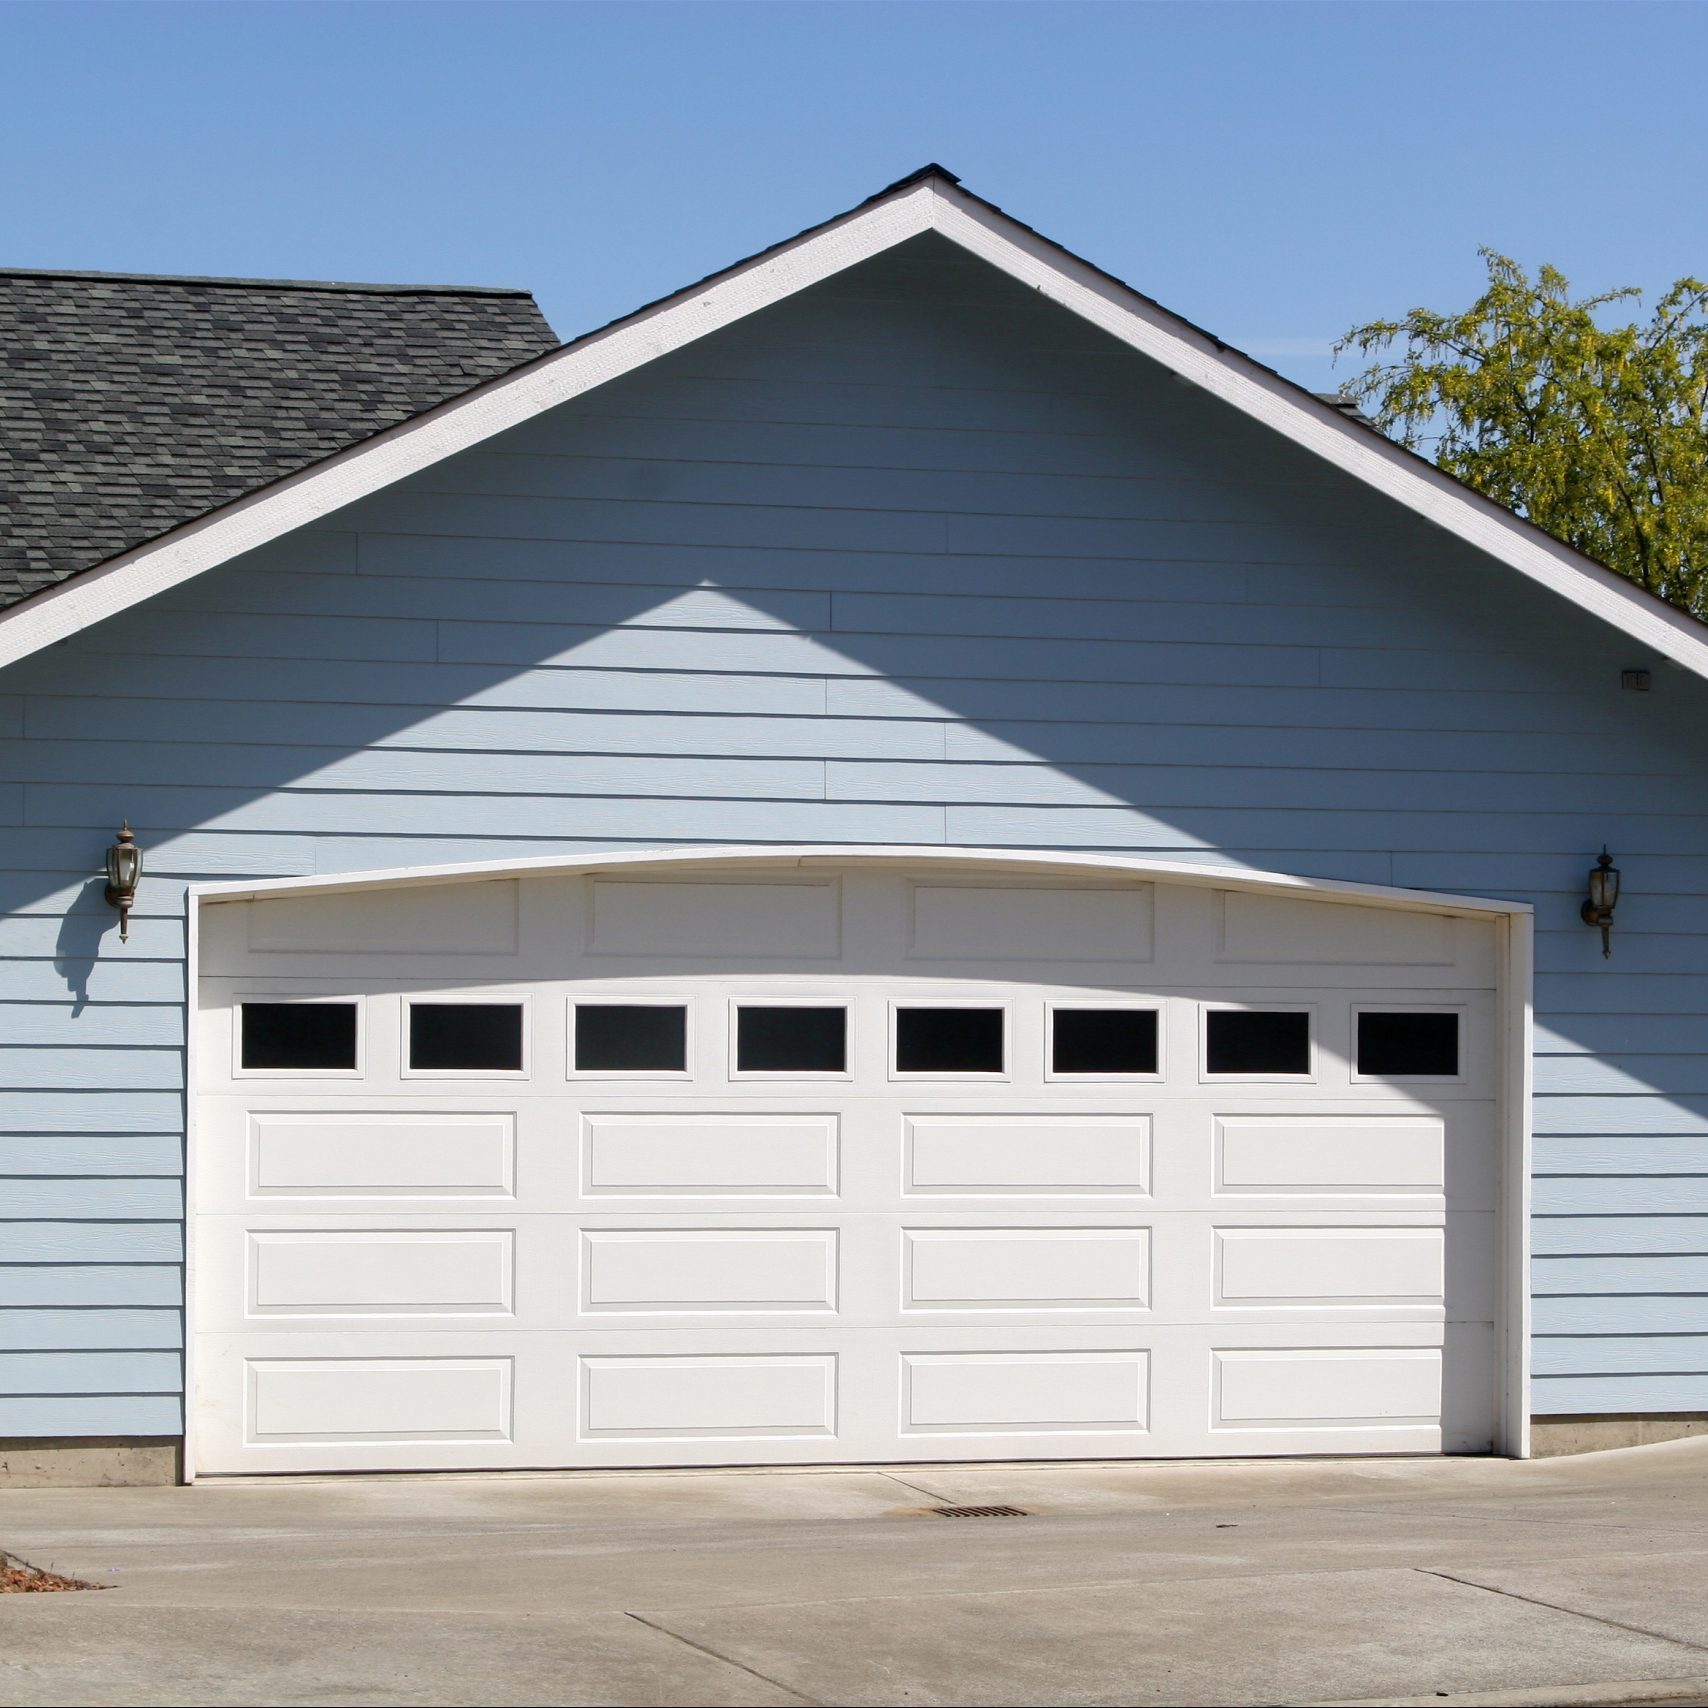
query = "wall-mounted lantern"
(103, 822, 143, 942)
(1580, 847, 1620, 959)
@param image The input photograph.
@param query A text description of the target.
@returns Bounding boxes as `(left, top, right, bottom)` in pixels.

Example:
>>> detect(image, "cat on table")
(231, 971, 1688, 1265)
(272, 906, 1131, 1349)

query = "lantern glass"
(1589, 859, 1619, 913)
(107, 842, 141, 892)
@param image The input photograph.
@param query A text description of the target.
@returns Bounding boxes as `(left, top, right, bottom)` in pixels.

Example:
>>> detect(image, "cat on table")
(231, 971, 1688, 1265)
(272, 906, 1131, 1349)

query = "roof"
(0, 266, 558, 605)
(3, 166, 1707, 686)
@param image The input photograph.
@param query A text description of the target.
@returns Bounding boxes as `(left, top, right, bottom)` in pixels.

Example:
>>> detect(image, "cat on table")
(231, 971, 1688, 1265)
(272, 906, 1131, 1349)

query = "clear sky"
(4, 0, 1704, 393)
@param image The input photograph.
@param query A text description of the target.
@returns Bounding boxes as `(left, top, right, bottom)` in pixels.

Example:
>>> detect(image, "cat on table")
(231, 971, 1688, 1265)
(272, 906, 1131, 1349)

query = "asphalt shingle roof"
(0, 268, 560, 608)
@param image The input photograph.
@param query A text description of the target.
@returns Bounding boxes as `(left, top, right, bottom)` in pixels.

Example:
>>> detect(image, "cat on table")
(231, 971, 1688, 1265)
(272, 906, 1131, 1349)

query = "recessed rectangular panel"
(247, 1357, 513, 1442)
(906, 1116, 1150, 1195)
(247, 1113, 515, 1197)
(736, 1006, 847, 1073)
(574, 1004, 688, 1072)
(408, 1003, 524, 1072)
(580, 1354, 836, 1438)
(1215, 1228, 1444, 1305)
(247, 881, 517, 954)
(905, 1229, 1150, 1309)
(589, 880, 839, 958)
(894, 1007, 1005, 1075)
(1215, 1117, 1445, 1193)
(248, 1230, 514, 1315)
(902, 1352, 1148, 1433)
(1217, 892, 1454, 965)
(583, 1114, 838, 1196)
(240, 1002, 357, 1071)
(582, 1229, 837, 1312)
(1357, 1011, 1460, 1077)
(1212, 1348, 1442, 1427)
(909, 884, 1153, 962)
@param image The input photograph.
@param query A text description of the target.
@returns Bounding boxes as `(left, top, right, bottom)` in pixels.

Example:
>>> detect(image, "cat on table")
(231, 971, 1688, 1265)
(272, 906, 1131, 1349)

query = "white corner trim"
(9, 170, 1705, 685)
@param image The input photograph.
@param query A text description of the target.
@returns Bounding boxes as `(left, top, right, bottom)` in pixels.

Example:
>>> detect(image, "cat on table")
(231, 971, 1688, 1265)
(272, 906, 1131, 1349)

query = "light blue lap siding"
(3, 229, 1707, 1432)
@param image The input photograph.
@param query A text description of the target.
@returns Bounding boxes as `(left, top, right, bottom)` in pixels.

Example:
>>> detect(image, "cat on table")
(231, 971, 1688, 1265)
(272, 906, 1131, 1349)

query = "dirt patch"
(0, 1549, 105, 1592)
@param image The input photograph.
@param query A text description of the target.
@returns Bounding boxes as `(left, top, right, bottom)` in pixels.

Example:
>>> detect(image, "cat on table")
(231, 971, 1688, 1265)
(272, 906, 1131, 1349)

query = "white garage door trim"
(183, 843, 1535, 1477)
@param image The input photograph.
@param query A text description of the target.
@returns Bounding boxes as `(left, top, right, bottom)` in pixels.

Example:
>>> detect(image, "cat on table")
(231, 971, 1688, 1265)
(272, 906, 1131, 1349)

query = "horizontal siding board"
(0, 1093, 182, 1134)
(0, 1048, 183, 1092)
(0, 1180, 184, 1220)
(941, 804, 1708, 857)
(1532, 1335, 1708, 1376)
(941, 719, 1680, 779)
(1534, 1256, 1708, 1294)
(163, 569, 831, 633)
(0, 1137, 181, 1176)
(0, 958, 187, 1006)
(1535, 1057, 1708, 1097)
(1533, 1217, 1708, 1256)
(0, 1350, 180, 1393)
(6, 744, 829, 803)
(1533, 1097, 1708, 1137)
(0, 917, 184, 959)
(1534, 1296, 1708, 1334)
(1536, 1019, 1708, 1056)
(1534, 1178, 1708, 1214)
(0, 1266, 181, 1307)
(826, 760, 1708, 817)
(1533, 1374, 1708, 1413)
(435, 617, 1326, 689)
(0, 1394, 181, 1434)
(25, 700, 949, 762)
(0, 1224, 183, 1263)
(0, 1006, 184, 1048)
(1534, 1137, 1708, 1175)
(0, 1310, 181, 1350)
(26, 786, 945, 843)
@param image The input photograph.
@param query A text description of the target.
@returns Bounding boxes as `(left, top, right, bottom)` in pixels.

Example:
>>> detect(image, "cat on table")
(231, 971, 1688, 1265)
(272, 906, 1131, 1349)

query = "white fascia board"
(0, 185, 937, 670)
(188, 841, 1531, 919)
(924, 184, 1708, 682)
(9, 170, 1708, 685)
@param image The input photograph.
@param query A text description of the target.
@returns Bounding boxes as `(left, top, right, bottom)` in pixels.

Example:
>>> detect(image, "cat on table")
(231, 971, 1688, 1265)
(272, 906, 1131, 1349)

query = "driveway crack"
(623, 1610, 821, 1705)
(1415, 1568, 1708, 1655)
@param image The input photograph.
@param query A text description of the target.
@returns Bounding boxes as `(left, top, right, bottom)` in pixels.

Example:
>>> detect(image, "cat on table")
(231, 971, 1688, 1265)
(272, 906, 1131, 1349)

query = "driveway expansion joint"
(1415, 1568, 1708, 1657)
(622, 1610, 822, 1706)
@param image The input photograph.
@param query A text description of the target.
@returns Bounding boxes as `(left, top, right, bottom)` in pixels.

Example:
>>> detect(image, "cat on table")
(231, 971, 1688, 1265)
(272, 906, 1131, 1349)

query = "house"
(2, 167, 1704, 1484)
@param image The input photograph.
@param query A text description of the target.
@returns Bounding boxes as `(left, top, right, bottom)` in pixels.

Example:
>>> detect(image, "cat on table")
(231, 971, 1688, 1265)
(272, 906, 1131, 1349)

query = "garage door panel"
(581, 1112, 840, 1198)
(249, 1229, 517, 1317)
(1213, 1228, 1444, 1308)
(580, 1229, 839, 1315)
(195, 866, 1501, 1473)
(903, 1227, 1151, 1311)
(579, 1353, 838, 1440)
(903, 1113, 1152, 1196)
(900, 1351, 1150, 1435)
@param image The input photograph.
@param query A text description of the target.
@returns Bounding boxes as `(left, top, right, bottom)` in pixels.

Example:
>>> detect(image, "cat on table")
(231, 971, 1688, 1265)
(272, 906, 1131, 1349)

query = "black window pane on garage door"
(409, 1003, 524, 1071)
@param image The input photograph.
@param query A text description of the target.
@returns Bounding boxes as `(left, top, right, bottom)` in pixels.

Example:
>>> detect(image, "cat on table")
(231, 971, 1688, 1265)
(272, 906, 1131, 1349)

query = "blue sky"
(4, 0, 1704, 392)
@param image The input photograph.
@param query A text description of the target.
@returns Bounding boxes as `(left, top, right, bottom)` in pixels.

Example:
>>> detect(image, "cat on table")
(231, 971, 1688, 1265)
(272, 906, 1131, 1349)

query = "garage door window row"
(238, 999, 1460, 1080)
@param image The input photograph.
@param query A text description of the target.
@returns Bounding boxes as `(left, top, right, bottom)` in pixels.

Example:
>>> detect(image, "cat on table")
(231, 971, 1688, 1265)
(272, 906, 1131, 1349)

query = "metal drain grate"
(930, 1504, 1030, 1519)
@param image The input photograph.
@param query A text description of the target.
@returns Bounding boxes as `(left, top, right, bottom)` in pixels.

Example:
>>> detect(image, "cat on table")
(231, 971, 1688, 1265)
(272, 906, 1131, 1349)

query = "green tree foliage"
(1337, 252, 1708, 617)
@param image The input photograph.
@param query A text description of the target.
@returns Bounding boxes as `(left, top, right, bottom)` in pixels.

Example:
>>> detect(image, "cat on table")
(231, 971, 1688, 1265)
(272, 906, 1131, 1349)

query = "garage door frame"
(183, 843, 1535, 1475)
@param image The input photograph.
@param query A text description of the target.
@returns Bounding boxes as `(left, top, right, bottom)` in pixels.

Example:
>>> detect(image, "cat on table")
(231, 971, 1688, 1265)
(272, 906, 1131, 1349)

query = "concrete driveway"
(3, 1443, 1708, 1708)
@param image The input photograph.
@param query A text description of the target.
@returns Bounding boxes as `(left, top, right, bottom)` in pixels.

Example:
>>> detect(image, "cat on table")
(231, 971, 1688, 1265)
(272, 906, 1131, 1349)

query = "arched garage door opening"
(188, 850, 1529, 1474)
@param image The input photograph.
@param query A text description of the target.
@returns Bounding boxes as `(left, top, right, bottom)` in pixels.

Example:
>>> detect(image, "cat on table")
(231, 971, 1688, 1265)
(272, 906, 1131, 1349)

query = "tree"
(1336, 252, 1708, 618)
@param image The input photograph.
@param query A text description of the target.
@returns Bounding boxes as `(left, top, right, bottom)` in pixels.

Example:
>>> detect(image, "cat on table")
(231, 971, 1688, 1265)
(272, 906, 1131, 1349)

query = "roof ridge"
(0, 266, 535, 297)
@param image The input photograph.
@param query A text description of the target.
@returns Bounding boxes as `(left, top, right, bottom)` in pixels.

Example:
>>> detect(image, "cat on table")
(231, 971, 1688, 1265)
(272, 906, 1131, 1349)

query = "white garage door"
(192, 864, 1500, 1474)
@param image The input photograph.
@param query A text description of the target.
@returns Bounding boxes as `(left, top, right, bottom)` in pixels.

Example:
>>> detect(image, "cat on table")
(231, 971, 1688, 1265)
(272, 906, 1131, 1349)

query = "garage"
(190, 856, 1508, 1475)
